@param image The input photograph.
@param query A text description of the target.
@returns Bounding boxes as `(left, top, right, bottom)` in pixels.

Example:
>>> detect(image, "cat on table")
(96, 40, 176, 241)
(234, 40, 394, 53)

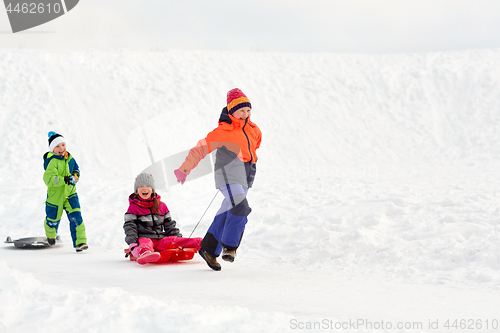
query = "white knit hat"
(48, 131, 66, 153)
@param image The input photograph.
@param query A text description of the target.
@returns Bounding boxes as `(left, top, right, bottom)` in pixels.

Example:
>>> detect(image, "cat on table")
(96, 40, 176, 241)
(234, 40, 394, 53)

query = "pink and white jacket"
(123, 193, 182, 245)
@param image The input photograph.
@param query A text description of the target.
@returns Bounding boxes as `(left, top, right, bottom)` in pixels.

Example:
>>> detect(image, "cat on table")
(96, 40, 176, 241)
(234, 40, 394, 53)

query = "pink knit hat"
(227, 88, 251, 115)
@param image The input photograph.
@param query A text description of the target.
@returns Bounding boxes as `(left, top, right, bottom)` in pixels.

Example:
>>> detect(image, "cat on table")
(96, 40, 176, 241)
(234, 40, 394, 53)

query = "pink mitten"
(129, 243, 139, 257)
(174, 169, 187, 185)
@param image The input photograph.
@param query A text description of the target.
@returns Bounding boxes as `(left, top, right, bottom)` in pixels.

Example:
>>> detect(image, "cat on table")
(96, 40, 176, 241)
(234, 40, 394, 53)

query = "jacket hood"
(43, 151, 71, 171)
(218, 107, 254, 128)
(219, 107, 232, 124)
(44, 151, 70, 160)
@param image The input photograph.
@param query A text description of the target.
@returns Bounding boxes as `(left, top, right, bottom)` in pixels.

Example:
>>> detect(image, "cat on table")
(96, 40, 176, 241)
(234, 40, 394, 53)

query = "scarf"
(130, 193, 161, 209)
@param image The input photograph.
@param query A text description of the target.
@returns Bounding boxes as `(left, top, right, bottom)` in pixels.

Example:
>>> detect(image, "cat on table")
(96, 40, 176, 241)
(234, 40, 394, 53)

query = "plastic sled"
(125, 242, 197, 263)
(5, 235, 61, 249)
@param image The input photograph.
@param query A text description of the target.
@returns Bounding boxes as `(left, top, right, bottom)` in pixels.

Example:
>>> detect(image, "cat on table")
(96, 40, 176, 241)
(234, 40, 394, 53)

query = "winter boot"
(75, 243, 88, 252)
(198, 248, 221, 271)
(47, 238, 56, 247)
(222, 248, 236, 262)
(137, 250, 161, 265)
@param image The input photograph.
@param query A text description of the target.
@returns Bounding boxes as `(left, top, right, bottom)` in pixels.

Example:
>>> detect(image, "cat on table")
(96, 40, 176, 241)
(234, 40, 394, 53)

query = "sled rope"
(181, 190, 219, 250)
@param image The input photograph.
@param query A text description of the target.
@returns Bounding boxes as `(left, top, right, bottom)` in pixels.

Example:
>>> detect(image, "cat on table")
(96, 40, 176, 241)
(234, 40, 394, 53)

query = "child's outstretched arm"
(178, 138, 211, 174)
(175, 130, 225, 184)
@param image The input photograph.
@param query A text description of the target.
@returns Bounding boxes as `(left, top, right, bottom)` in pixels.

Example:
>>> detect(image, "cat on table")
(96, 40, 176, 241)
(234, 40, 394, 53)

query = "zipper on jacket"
(242, 118, 254, 163)
(149, 208, 161, 237)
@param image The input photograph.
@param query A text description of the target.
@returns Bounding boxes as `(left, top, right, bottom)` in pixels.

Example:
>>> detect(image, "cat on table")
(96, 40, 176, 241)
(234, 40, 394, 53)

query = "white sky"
(1, 0, 500, 53)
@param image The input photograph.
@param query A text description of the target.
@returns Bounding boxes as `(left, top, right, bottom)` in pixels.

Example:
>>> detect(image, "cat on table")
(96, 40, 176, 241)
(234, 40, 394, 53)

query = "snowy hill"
(1, 49, 500, 332)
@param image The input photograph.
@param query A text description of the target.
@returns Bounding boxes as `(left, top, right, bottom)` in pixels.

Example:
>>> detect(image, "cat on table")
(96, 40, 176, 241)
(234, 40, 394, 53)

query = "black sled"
(4, 235, 61, 249)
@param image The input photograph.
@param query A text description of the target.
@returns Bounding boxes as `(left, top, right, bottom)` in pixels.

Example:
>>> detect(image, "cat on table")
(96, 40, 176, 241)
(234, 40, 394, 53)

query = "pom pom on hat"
(227, 88, 251, 115)
(48, 131, 65, 153)
(134, 173, 155, 192)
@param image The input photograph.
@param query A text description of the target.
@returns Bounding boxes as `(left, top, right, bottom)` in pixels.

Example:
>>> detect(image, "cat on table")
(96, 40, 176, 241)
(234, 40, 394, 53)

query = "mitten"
(129, 243, 139, 257)
(64, 175, 76, 186)
(174, 169, 187, 185)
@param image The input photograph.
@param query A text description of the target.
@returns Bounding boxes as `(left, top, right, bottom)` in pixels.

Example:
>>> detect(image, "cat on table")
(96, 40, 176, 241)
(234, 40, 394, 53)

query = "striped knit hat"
(48, 131, 65, 152)
(227, 88, 251, 115)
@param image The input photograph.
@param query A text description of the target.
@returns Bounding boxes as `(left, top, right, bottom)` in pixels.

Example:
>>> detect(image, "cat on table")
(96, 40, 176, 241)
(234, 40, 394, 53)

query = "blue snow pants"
(201, 184, 251, 256)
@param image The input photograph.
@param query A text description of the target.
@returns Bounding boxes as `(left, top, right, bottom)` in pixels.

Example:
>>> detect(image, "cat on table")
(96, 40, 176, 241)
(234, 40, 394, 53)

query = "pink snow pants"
(132, 236, 202, 257)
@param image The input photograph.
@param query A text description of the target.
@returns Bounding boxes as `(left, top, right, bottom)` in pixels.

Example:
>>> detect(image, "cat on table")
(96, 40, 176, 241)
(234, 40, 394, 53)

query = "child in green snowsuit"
(43, 131, 88, 252)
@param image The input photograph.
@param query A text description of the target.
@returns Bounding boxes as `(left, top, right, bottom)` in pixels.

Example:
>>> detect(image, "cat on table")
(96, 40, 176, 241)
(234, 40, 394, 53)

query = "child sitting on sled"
(123, 173, 201, 265)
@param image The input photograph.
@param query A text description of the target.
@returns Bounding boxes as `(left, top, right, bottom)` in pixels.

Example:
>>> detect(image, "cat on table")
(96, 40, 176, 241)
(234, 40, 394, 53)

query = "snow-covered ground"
(1, 49, 500, 332)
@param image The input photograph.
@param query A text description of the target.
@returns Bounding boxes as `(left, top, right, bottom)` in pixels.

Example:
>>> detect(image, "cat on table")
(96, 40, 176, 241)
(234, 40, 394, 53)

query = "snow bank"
(0, 261, 288, 333)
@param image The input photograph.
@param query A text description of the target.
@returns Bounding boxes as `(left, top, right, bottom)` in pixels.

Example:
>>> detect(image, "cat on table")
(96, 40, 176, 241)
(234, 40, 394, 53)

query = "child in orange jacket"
(174, 88, 262, 271)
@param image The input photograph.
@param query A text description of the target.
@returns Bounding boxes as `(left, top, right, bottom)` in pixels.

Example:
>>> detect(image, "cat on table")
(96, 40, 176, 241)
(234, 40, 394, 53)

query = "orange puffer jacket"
(179, 107, 262, 188)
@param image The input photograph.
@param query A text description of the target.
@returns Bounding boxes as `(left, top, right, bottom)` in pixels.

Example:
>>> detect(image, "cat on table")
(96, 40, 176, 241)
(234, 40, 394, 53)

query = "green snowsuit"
(43, 151, 87, 247)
